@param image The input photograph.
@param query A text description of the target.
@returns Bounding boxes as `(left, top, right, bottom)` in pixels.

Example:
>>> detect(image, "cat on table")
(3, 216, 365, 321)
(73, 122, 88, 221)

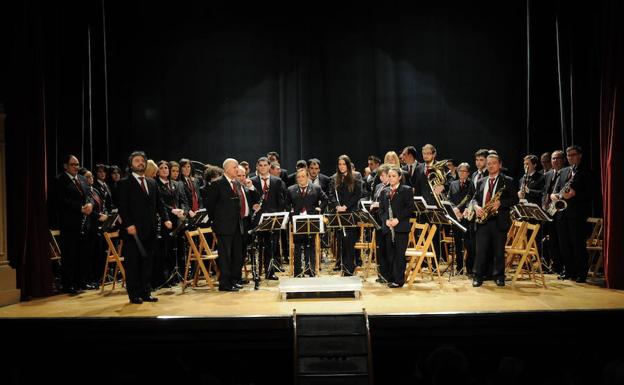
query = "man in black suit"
(308, 158, 331, 195)
(471, 153, 518, 287)
(93, 163, 114, 213)
(180, 158, 203, 215)
(378, 166, 414, 288)
(550, 145, 593, 283)
(413, 144, 444, 205)
(364, 155, 382, 199)
(518, 155, 545, 205)
(118, 151, 172, 303)
(541, 150, 564, 273)
(204, 158, 248, 291)
(448, 163, 476, 274)
(285, 169, 328, 276)
(55, 155, 94, 294)
(471, 149, 489, 189)
(250, 157, 286, 279)
(400, 146, 419, 190)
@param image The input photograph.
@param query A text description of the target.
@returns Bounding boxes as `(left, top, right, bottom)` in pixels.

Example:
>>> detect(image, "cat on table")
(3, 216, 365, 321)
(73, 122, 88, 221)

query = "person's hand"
(434, 185, 444, 195)
(562, 188, 576, 200)
(252, 204, 261, 211)
(336, 206, 347, 212)
(189, 210, 196, 218)
(164, 221, 173, 230)
(550, 193, 559, 202)
(492, 200, 501, 211)
(518, 191, 525, 199)
(462, 208, 470, 217)
(98, 214, 108, 222)
(475, 206, 484, 218)
(245, 179, 254, 189)
(127, 225, 137, 235)
(370, 202, 379, 209)
(453, 207, 462, 219)
(390, 218, 399, 227)
(81, 203, 93, 215)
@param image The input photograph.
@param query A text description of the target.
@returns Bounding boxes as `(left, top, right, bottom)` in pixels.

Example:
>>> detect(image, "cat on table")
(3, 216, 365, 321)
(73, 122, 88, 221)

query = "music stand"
(512, 202, 552, 222)
(291, 214, 324, 277)
(359, 200, 373, 212)
(99, 211, 120, 233)
(253, 212, 290, 276)
(353, 210, 381, 231)
(324, 212, 359, 275)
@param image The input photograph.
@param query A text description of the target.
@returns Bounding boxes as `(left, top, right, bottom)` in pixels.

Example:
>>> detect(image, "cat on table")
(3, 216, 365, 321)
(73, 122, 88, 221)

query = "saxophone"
(547, 169, 575, 216)
(475, 186, 506, 224)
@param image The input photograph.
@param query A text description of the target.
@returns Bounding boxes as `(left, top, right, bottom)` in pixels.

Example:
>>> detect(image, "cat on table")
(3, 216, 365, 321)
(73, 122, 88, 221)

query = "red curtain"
(600, 0, 624, 289)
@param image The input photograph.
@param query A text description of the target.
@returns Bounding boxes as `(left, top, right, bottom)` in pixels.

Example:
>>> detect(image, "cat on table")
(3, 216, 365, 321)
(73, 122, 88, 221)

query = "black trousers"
(338, 228, 357, 275)
(474, 220, 506, 280)
(384, 232, 408, 285)
(59, 229, 88, 290)
(543, 220, 562, 273)
(216, 231, 243, 289)
(293, 234, 316, 276)
(123, 234, 156, 299)
(261, 231, 281, 276)
(375, 229, 388, 280)
(557, 215, 589, 279)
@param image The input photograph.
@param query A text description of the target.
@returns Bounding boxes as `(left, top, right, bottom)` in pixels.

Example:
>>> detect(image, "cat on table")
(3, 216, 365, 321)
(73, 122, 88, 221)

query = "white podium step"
(278, 276, 362, 300)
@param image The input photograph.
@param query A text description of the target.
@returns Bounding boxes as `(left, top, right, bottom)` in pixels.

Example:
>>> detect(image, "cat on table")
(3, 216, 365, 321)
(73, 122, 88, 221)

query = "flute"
(335, 188, 347, 237)
(387, 190, 395, 244)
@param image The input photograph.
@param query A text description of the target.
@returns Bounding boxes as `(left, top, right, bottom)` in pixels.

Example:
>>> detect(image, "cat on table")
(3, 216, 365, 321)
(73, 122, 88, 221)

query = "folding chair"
(405, 223, 440, 286)
(100, 231, 126, 292)
(505, 222, 546, 288)
(182, 228, 220, 292)
(354, 222, 377, 279)
(586, 218, 604, 277)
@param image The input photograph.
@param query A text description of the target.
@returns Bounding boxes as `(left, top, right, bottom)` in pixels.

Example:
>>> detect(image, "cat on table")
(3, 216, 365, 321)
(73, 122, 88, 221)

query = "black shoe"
(388, 282, 403, 288)
(265, 275, 279, 281)
(254, 281, 260, 290)
(472, 279, 483, 287)
(141, 296, 158, 302)
(218, 286, 239, 292)
(129, 297, 143, 304)
(575, 276, 587, 283)
(233, 283, 244, 289)
(495, 278, 505, 287)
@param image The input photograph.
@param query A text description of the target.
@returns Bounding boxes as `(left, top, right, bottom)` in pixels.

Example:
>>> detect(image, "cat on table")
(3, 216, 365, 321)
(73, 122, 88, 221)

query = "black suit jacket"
(93, 180, 114, 212)
(379, 184, 414, 234)
(310, 173, 331, 195)
(518, 172, 545, 205)
(156, 178, 189, 214)
(285, 184, 328, 215)
(55, 173, 93, 232)
(554, 165, 593, 219)
(472, 174, 518, 231)
(413, 163, 437, 205)
(328, 177, 362, 212)
(471, 169, 488, 189)
(118, 176, 169, 241)
(401, 163, 419, 188)
(541, 169, 562, 209)
(250, 175, 286, 213)
(204, 176, 245, 235)
(448, 179, 476, 210)
(181, 176, 204, 210)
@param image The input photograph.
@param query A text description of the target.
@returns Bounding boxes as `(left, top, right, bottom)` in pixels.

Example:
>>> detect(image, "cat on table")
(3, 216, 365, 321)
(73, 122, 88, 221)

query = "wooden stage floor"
(2, 271, 623, 318)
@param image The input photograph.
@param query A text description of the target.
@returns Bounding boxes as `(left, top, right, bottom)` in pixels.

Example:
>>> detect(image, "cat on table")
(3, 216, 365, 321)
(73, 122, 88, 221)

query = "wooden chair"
(182, 228, 220, 292)
(586, 218, 604, 277)
(505, 220, 526, 251)
(100, 231, 126, 292)
(505, 222, 546, 288)
(354, 222, 377, 278)
(404, 223, 440, 286)
(49, 230, 62, 264)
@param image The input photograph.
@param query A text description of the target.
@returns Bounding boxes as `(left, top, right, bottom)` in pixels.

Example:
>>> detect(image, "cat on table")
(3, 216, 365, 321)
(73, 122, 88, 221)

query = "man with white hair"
(204, 158, 247, 291)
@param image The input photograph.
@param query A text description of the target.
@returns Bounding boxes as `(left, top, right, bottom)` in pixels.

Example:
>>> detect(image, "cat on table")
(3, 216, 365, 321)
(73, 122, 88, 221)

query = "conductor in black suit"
(205, 158, 249, 291)
(378, 166, 414, 288)
(470, 153, 518, 287)
(285, 169, 328, 277)
(118, 151, 172, 304)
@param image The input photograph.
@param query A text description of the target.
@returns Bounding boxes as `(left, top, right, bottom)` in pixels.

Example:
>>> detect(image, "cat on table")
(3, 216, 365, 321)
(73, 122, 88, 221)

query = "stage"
(1, 273, 623, 319)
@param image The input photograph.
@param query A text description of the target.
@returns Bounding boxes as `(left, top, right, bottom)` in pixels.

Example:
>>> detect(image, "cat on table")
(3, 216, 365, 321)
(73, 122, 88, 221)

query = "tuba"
(426, 159, 449, 208)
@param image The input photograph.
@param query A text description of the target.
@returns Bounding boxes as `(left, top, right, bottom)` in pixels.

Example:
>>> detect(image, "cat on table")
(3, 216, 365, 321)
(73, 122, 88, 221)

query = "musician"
(445, 159, 459, 186)
(369, 164, 390, 283)
(80, 169, 109, 290)
(308, 158, 331, 195)
(518, 155, 545, 205)
(240, 161, 250, 176)
(378, 166, 413, 288)
(204, 159, 247, 291)
(154, 161, 187, 287)
(448, 163, 475, 274)
(329, 155, 362, 276)
(118, 151, 172, 303)
(472, 149, 489, 188)
(471, 153, 518, 287)
(285, 169, 328, 277)
(540, 152, 552, 174)
(234, 165, 261, 286)
(550, 145, 593, 283)
(94, 164, 114, 212)
(145, 159, 158, 179)
(413, 144, 444, 206)
(180, 158, 203, 215)
(250, 157, 286, 280)
(541, 150, 564, 273)
(400, 146, 419, 190)
(286, 160, 308, 187)
(107, 165, 122, 209)
(269, 161, 282, 178)
(55, 155, 94, 294)
(267, 151, 289, 183)
(365, 155, 382, 199)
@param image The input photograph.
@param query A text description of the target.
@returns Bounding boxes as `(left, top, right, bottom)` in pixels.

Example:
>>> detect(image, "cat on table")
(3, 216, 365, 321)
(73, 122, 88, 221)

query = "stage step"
(294, 310, 373, 385)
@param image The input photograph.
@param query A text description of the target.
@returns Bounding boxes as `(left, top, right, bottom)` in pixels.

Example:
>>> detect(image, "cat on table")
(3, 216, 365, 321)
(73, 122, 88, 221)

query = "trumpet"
(476, 186, 506, 224)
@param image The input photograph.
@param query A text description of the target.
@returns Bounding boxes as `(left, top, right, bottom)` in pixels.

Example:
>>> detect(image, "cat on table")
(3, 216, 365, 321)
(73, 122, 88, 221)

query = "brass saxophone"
(476, 186, 506, 224)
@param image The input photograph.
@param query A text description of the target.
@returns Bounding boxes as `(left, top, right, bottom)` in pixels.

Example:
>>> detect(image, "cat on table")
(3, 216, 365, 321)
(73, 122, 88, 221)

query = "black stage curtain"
(2, 0, 617, 297)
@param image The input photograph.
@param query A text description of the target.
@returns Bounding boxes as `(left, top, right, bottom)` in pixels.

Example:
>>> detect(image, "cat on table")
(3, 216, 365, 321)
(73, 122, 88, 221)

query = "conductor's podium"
(278, 276, 362, 300)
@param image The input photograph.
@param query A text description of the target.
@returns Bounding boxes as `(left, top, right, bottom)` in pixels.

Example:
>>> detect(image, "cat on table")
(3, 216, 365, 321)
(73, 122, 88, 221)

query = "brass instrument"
(426, 159, 449, 208)
(464, 201, 476, 221)
(547, 169, 575, 216)
(476, 186, 506, 224)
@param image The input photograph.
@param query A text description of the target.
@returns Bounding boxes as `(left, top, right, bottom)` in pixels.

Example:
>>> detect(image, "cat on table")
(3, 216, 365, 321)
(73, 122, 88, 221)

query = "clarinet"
(387, 191, 395, 244)
(335, 188, 347, 237)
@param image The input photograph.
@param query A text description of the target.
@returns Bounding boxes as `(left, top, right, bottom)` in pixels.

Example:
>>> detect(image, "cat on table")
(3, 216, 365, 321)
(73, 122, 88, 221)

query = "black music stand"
(512, 202, 552, 222)
(254, 212, 290, 275)
(99, 211, 120, 233)
(291, 214, 324, 277)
